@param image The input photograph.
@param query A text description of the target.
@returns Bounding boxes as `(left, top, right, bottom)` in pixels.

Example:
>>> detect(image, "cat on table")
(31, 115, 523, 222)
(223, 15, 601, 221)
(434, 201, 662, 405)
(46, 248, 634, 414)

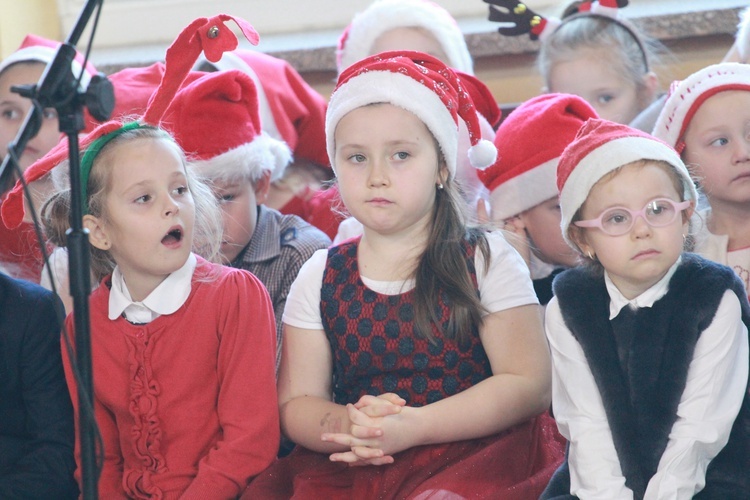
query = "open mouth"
(161, 226, 183, 245)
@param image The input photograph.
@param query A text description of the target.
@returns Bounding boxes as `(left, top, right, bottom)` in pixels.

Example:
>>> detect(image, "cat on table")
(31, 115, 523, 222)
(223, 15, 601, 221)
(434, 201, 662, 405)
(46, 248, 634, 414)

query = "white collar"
(108, 253, 197, 323)
(606, 256, 681, 320)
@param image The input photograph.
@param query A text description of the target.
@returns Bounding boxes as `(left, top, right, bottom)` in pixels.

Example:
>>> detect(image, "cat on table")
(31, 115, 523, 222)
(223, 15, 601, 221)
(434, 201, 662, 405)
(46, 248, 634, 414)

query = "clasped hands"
(321, 393, 413, 467)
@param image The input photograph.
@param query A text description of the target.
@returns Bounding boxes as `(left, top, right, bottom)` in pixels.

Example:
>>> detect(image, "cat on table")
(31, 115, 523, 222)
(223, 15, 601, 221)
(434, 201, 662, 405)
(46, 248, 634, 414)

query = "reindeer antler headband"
(484, 1, 648, 71)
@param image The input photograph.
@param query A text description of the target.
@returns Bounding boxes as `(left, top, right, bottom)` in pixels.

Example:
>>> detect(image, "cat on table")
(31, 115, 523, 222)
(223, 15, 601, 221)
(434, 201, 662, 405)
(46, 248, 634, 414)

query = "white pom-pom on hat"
(468, 139, 497, 170)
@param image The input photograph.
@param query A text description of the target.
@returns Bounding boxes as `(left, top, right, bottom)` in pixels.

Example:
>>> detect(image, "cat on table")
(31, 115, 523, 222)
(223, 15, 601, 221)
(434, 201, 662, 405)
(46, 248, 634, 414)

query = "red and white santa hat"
(196, 50, 329, 168)
(83, 63, 207, 132)
(163, 69, 291, 183)
(478, 93, 597, 221)
(337, 0, 473, 75)
(0, 33, 98, 90)
(326, 50, 497, 179)
(558, 119, 698, 246)
(1, 14, 259, 229)
(652, 62, 750, 153)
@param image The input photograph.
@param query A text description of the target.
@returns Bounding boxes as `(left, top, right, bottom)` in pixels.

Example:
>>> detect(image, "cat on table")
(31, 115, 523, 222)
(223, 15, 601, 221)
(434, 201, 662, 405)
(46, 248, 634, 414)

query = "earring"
(437, 183, 444, 190)
(587, 251, 594, 260)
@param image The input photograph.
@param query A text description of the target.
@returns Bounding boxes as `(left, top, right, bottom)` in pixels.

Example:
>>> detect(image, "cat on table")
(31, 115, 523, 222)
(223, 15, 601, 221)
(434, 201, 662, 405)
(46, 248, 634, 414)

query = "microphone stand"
(0, 1, 113, 498)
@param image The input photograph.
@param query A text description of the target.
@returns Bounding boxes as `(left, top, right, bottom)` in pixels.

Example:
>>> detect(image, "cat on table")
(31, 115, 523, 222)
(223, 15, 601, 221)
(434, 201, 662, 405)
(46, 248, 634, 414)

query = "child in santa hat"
(652, 62, 750, 295)
(478, 93, 597, 304)
(195, 49, 344, 238)
(335, 0, 499, 218)
(543, 118, 749, 499)
(0, 34, 97, 283)
(162, 68, 331, 372)
(244, 50, 564, 499)
(20, 15, 280, 498)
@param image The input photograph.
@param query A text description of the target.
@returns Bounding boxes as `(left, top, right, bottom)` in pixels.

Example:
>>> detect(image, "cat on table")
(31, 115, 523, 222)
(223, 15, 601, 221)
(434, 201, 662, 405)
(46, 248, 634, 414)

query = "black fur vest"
(541, 254, 750, 500)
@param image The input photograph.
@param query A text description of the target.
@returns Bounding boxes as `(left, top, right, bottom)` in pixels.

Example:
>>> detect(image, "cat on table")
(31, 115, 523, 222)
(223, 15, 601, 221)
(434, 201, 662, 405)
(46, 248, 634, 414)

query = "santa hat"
(196, 50, 329, 168)
(557, 119, 698, 246)
(326, 50, 497, 179)
(163, 69, 291, 183)
(2, 14, 259, 228)
(479, 93, 597, 221)
(337, 0, 473, 75)
(0, 33, 98, 90)
(83, 63, 206, 132)
(652, 62, 750, 153)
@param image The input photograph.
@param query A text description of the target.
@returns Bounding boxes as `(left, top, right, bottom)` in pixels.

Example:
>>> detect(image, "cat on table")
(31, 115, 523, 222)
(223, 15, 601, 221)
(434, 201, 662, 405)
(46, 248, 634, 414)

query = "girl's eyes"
(709, 137, 729, 148)
(134, 186, 188, 204)
(348, 153, 366, 163)
(218, 192, 235, 203)
(0, 108, 21, 121)
(393, 151, 409, 161)
(605, 211, 629, 225)
(596, 94, 615, 105)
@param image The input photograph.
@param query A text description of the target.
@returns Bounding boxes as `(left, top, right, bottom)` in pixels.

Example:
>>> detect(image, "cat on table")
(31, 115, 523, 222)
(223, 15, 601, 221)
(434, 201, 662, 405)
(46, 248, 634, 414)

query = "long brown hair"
(413, 171, 490, 346)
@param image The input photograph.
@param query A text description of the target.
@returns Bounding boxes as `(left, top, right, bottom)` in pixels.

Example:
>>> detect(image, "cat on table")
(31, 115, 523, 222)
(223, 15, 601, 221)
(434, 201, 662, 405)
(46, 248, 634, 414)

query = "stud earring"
(587, 251, 594, 260)
(437, 183, 444, 190)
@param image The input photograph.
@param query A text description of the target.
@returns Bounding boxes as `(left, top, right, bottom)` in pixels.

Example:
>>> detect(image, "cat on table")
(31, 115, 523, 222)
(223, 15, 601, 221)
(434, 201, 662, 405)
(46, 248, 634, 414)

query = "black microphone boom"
(0, 1, 113, 499)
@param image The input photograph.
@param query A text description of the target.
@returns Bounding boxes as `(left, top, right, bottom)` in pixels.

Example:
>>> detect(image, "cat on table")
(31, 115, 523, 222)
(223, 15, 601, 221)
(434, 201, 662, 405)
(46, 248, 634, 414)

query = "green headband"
(80, 121, 151, 214)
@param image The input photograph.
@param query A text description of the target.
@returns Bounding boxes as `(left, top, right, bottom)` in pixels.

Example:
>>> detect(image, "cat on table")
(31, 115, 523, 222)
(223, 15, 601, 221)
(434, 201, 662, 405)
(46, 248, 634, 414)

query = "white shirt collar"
(108, 253, 197, 323)
(606, 256, 681, 320)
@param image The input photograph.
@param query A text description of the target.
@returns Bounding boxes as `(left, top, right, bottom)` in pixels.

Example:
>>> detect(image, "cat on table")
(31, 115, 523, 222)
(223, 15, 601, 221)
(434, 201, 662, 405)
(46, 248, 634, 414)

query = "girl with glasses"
(542, 119, 750, 499)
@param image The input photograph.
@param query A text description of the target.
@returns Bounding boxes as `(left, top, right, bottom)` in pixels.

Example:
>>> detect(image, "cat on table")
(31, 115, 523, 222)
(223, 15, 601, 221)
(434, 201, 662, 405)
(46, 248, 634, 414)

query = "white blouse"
(283, 230, 538, 330)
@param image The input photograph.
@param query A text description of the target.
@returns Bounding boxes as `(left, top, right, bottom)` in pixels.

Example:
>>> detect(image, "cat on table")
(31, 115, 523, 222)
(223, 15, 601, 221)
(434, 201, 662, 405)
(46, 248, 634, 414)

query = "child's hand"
(323, 402, 416, 466)
(353, 393, 406, 414)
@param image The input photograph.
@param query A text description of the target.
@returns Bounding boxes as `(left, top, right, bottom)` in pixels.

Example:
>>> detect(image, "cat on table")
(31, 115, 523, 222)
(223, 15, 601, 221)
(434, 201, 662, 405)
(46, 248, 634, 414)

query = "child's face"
(89, 137, 195, 295)
(518, 197, 579, 268)
(334, 103, 443, 237)
(576, 162, 690, 299)
(370, 27, 449, 65)
(548, 48, 651, 124)
(0, 63, 61, 171)
(682, 90, 750, 209)
(211, 175, 269, 264)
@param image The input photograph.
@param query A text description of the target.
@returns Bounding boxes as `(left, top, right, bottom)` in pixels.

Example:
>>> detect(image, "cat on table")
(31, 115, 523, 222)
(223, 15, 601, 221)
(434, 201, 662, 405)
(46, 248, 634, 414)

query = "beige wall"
(294, 33, 737, 108)
(2, 1, 739, 110)
(476, 34, 736, 106)
(0, 0, 60, 58)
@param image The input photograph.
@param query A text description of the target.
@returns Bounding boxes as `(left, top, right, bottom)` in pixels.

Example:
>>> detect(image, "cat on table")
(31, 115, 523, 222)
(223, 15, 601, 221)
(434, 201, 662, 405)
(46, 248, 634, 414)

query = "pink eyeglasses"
(574, 198, 691, 236)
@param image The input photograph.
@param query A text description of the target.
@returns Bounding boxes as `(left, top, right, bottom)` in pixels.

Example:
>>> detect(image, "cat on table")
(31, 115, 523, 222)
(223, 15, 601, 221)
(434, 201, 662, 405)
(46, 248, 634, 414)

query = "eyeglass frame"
(573, 198, 692, 236)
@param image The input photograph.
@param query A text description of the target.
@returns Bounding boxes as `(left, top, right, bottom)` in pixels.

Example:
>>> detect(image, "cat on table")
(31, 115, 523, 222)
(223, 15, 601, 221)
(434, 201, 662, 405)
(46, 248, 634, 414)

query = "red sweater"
(62, 257, 279, 499)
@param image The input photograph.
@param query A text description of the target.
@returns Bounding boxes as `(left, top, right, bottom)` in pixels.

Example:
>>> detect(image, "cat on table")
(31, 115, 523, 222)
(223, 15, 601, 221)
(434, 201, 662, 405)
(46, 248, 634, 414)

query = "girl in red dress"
(245, 51, 565, 499)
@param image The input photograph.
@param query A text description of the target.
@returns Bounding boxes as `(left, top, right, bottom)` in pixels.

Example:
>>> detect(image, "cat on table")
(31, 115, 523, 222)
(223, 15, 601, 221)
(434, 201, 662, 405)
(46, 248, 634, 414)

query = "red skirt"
(244, 413, 565, 499)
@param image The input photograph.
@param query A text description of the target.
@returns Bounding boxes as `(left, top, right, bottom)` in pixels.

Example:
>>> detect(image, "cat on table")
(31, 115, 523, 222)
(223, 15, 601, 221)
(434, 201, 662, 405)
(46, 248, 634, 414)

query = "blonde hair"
(42, 126, 222, 282)
(538, 12, 664, 106)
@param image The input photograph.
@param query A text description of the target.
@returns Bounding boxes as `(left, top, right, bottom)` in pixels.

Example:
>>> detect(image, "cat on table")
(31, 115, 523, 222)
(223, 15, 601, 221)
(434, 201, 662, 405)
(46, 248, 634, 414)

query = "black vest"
(542, 254, 750, 500)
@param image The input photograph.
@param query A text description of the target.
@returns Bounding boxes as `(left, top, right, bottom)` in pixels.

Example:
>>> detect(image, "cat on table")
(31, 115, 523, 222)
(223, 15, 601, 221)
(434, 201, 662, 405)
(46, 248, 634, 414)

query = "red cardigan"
(63, 256, 279, 499)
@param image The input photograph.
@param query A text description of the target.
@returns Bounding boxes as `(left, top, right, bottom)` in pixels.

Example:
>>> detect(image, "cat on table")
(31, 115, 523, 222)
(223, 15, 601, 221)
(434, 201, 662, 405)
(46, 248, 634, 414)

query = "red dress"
(244, 238, 565, 499)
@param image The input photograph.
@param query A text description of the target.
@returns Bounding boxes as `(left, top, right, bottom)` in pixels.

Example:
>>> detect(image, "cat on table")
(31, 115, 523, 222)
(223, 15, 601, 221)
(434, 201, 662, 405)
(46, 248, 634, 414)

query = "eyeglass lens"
(600, 199, 681, 235)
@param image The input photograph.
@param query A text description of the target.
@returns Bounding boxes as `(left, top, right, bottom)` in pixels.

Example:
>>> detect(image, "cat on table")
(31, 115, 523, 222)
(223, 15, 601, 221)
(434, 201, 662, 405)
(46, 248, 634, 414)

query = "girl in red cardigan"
(45, 123, 280, 499)
(11, 16, 279, 497)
